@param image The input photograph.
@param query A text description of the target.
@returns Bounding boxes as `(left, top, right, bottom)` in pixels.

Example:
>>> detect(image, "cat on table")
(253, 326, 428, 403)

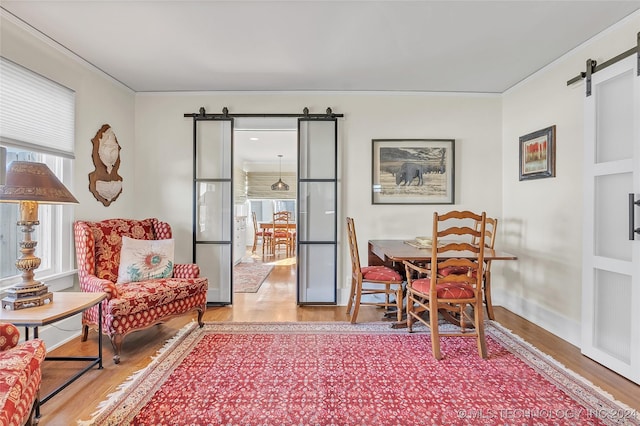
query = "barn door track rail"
(567, 31, 640, 96)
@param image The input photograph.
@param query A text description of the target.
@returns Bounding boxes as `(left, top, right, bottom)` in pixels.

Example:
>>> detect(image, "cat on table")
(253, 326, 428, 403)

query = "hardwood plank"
(38, 253, 639, 425)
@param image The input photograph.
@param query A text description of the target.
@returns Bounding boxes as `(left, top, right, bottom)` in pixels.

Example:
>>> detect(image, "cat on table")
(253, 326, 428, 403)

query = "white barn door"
(582, 55, 639, 384)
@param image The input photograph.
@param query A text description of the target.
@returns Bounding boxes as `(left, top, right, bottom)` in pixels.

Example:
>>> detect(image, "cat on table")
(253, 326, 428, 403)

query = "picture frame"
(372, 139, 455, 205)
(519, 125, 556, 181)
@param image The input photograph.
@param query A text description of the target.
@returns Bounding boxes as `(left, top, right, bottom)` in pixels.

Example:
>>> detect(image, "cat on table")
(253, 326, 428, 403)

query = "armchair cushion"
(92, 218, 156, 283)
(109, 278, 208, 316)
(117, 236, 174, 283)
(0, 323, 45, 426)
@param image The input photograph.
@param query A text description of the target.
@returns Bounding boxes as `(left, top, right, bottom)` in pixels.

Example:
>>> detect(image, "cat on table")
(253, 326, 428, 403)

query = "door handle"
(629, 193, 640, 240)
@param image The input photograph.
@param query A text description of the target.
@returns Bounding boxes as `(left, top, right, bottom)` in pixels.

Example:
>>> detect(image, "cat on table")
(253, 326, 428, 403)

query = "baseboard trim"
(494, 288, 581, 347)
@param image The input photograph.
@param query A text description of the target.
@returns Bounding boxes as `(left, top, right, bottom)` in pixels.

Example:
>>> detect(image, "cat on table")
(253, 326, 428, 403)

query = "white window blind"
(0, 57, 75, 292)
(247, 171, 296, 199)
(0, 57, 75, 158)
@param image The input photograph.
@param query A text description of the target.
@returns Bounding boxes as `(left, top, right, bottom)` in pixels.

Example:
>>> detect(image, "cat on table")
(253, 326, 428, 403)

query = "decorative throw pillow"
(117, 236, 174, 283)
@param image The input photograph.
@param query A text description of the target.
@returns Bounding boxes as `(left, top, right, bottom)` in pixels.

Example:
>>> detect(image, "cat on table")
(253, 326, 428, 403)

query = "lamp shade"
(271, 178, 290, 191)
(0, 161, 78, 204)
(271, 154, 290, 191)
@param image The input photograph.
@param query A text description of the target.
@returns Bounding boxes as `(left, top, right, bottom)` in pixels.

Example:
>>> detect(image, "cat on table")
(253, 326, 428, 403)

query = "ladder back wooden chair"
(475, 216, 498, 320)
(271, 211, 295, 256)
(346, 217, 405, 323)
(439, 216, 498, 319)
(251, 211, 272, 255)
(404, 210, 488, 360)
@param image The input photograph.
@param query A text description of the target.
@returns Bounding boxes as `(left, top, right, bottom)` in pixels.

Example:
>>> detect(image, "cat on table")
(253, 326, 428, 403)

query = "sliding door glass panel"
(196, 244, 231, 303)
(595, 70, 633, 164)
(594, 269, 631, 363)
(594, 173, 633, 261)
(196, 181, 231, 241)
(196, 121, 232, 178)
(594, 172, 632, 261)
(299, 121, 336, 180)
(298, 182, 335, 242)
(298, 244, 336, 303)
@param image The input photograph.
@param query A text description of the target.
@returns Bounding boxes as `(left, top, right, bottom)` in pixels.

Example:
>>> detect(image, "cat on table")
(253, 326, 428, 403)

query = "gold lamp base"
(2, 283, 53, 310)
(0, 216, 53, 310)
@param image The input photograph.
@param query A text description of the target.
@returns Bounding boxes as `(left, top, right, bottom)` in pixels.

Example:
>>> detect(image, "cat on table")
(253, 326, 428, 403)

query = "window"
(250, 199, 296, 222)
(0, 57, 76, 292)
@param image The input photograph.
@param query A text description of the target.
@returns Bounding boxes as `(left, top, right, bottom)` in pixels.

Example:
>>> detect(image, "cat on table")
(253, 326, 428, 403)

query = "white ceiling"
(2, 1, 639, 94)
(2, 1, 639, 166)
(235, 119, 297, 171)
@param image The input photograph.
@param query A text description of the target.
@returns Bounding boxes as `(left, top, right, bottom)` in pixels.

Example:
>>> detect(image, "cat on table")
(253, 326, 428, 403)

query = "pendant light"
(271, 154, 289, 191)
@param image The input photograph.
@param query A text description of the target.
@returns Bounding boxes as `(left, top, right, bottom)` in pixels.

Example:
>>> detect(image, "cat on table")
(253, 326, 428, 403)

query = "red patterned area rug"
(79, 322, 639, 426)
(233, 260, 274, 293)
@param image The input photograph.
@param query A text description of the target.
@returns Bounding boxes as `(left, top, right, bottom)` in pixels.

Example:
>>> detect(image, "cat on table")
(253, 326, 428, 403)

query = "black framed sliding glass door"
(297, 118, 338, 304)
(192, 117, 234, 304)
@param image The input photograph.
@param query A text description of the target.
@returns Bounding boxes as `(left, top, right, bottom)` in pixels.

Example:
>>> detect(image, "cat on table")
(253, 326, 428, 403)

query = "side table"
(0, 291, 107, 414)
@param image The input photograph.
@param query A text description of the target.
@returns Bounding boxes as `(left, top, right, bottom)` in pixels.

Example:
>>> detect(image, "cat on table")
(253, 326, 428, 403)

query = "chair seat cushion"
(362, 266, 402, 281)
(436, 282, 475, 299)
(411, 279, 475, 299)
(438, 266, 479, 278)
(109, 277, 209, 316)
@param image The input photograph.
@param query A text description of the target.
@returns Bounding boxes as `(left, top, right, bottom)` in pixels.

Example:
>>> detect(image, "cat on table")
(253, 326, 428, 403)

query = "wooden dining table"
(259, 222, 297, 255)
(367, 239, 518, 328)
(259, 222, 297, 230)
(368, 239, 517, 267)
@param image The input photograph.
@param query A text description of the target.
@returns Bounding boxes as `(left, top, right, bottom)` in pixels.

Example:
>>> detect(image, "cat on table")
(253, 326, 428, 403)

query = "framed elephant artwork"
(372, 139, 455, 204)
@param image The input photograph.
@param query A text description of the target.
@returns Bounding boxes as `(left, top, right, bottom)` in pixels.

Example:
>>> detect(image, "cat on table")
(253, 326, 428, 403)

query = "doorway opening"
(233, 118, 297, 305)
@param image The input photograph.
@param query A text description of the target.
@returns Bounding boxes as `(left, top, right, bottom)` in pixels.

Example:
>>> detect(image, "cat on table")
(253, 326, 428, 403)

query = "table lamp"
(0, 161, 79, 310)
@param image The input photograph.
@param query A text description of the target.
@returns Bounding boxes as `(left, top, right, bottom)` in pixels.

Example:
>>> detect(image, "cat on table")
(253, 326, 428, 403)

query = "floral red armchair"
(0, 323, 45, 426)
(74, 218, 208, 364)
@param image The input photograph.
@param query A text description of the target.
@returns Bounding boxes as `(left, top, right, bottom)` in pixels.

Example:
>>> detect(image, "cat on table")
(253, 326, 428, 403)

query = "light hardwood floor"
(39, 252, 640, 425)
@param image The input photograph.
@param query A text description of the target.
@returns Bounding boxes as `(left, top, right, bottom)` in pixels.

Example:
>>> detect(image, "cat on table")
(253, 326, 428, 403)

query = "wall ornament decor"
(89, 124, 123, 206)
(519, 125, 556, 181)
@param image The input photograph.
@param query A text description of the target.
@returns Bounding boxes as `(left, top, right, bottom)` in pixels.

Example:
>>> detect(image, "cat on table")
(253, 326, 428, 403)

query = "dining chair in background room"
(438, 216, 498, 320)
(346, 217, 405, 323)
(271, 210, 295, 256)
(404, 210, 487, 359)
(251, 211, 272, 256)
(284, 210, 296, 254)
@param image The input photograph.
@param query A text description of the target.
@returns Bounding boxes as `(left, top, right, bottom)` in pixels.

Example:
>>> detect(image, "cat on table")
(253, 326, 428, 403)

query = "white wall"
(135, 92, 503, 294)
(1, 12, 137, 222)
(1, 12, 136, 348)
(500, 12, 640, 346)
